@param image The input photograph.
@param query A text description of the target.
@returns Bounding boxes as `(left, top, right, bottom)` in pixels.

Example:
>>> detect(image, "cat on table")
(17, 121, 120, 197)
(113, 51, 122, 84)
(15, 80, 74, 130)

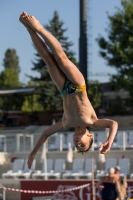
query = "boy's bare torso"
(62, 91, 97, 128)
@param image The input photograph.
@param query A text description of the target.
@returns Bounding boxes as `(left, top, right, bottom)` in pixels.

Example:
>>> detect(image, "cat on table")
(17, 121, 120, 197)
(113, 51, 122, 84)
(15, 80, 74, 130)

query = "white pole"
(4, 136, 7, 152)
(31, 135, 34, 151)
(16, 135, 20, 152)
(123, 131, 126, 151)
(23, 135, 26, 152)
(91, 157, 95, 200)
(0, 184, 6, 200)
(43, 143, 47, 180)
(60, 133, 62, 152)
(3, 188, 6, 200)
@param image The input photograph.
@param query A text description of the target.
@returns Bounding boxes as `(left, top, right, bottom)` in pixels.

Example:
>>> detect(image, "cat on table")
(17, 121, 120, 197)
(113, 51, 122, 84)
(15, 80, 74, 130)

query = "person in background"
(97, 167, 122, 200)
(114, 166, 128, 200)
(114, 166, 120, 179)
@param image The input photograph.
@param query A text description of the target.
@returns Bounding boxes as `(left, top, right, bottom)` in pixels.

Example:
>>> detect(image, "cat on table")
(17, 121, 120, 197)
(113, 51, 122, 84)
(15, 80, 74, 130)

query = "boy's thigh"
(60, 59, 85, 86)
(47, 63, 65, 91)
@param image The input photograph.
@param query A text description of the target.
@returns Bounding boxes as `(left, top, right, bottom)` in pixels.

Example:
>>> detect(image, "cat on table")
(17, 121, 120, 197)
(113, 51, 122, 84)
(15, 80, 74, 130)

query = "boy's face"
(73, 128, 93, 152)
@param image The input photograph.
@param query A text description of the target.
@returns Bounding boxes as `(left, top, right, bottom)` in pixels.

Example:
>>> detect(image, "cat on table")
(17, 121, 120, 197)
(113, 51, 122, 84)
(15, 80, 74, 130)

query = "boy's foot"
(19, 12, 35, 32)
(20, 11, 44, 33)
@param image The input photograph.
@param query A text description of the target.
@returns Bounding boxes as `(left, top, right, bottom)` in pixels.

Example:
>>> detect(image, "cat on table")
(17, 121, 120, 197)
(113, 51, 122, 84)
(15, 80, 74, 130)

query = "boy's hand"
(27, 151, 35, 169)
(99, 140, 111, 154)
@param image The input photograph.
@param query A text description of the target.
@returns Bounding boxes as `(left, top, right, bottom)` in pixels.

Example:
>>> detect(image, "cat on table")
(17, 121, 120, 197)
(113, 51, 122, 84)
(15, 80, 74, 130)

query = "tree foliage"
(0, 48, 23, 111)
(3, 48, 21, 74)
(96, 0, 133, 109)
(21, 80, 44, 112)
(0, 68, 20, 88)
(87, 81, 102, 110)
(21, 95, 44, 112)
(107, 96, 128, 116)
(1, 48, 21, 88)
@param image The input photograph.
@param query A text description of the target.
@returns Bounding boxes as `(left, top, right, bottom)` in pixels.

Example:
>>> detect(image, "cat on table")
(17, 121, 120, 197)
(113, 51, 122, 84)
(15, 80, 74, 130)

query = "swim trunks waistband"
(59, 78, 86, 96)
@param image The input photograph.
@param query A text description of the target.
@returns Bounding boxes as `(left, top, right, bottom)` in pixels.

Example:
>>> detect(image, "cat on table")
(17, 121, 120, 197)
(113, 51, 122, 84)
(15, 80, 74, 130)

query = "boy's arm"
(28, 121, 64, 168)
(90, 118, 118, 154)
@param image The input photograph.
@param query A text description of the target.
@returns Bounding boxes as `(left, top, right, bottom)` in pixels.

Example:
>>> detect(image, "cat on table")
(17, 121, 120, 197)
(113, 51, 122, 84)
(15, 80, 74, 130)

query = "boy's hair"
(78, 138, 93, 155)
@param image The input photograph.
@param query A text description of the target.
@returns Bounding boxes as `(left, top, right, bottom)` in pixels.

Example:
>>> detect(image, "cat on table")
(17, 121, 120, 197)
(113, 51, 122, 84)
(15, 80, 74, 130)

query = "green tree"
(0, 95, 24, 111)
(107, 96, 128, 116)
(3, 48, 21, 74)
(30, 11, 78, 111)
(0, 68, 20, 88)
(87, 81, 102, 110)
(21, 80, 44, 112)
(0, 49, 23, 110)
(96, 0, 133, 109)
(21, 95, 44, 112)
(1, 48, 21, 88)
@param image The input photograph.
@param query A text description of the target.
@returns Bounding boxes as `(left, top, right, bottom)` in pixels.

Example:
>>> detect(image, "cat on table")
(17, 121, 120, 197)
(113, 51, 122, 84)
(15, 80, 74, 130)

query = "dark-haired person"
(19, 12, 118, 169)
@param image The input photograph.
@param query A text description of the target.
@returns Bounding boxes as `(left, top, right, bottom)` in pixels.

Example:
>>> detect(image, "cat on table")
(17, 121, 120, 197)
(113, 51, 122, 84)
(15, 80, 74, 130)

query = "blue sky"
(0, 0, 122, 84)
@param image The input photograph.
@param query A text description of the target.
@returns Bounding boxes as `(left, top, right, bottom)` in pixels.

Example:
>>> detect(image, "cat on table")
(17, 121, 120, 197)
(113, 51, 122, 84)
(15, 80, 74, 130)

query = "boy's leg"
(20, 13, 65, 91)
(22, 12, 85, 86)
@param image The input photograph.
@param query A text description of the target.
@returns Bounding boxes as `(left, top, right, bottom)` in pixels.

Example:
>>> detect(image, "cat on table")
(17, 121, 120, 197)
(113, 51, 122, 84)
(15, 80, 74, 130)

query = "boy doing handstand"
(19, 12, 118, 169)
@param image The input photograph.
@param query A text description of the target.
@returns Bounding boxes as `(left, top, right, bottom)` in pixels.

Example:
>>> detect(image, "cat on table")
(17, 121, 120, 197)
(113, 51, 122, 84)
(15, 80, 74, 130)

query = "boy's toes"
(22, 11, 28, 17)
(19, 11, 28, 19)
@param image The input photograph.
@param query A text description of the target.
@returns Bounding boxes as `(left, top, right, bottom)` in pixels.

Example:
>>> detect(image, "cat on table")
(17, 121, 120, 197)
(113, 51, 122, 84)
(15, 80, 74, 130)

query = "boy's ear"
(87, 132, 93, 138)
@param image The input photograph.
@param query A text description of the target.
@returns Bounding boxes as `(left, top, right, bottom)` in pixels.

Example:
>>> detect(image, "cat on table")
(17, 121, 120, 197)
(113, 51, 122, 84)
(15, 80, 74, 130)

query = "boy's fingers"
(99, 144, 103, 149)
(99, 146, 103, 153)
(101, 148, 108, 154)
(28, 161, 31, 169)
(100, 149, 105, 154)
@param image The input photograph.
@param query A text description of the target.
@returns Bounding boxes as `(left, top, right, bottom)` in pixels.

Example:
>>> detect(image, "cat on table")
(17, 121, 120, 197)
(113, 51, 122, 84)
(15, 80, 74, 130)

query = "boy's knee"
(56, 52, 67, 65)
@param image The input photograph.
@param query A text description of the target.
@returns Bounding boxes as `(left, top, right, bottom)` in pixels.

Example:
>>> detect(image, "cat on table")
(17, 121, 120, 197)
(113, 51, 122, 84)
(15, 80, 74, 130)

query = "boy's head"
(73, 127, 93, 154)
